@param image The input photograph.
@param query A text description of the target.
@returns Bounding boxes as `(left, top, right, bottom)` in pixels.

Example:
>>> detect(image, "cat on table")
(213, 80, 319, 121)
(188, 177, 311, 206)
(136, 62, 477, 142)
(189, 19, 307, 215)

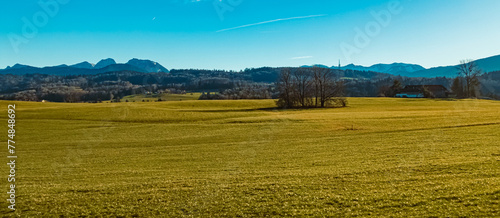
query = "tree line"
(1, 63, 500, 102)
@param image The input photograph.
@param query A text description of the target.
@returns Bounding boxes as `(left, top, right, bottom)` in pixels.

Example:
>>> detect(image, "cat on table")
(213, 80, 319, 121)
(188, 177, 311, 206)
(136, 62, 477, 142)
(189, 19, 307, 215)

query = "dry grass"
(0, 98, 499, 216)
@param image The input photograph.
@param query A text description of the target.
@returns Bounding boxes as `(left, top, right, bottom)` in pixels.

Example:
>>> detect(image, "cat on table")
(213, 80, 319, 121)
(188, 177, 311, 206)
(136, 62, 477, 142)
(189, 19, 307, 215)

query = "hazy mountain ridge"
(336, 55, 500, 77)
(70, 61, 95, 69)
(410, 55, 500, 77)
(3, 55, 500, 78)
(127, 58, 169, 73)
(6, 64, 32, 70)
(94, 58, 117, 69)
(1, 58, 169, 75)
(337, 63, 426, 76)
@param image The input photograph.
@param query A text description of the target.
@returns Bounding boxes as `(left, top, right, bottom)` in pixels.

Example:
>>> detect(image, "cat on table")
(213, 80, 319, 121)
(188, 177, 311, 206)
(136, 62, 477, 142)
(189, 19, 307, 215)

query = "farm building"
(396, 85, 450, 98)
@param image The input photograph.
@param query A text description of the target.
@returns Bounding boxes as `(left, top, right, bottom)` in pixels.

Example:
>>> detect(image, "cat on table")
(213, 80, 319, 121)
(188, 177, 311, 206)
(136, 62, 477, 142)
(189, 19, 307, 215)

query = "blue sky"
(1, 0, 499, 70)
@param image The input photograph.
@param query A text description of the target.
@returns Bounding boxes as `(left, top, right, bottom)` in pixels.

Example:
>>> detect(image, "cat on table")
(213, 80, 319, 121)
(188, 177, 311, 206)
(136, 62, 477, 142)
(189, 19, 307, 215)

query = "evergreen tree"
(390, 79, 403, 97)
(451, 77, 464, 98)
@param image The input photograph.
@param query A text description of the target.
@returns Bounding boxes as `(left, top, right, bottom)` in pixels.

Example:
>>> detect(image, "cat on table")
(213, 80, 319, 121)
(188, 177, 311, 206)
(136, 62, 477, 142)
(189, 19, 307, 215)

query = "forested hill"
(0, 68, 499, 102)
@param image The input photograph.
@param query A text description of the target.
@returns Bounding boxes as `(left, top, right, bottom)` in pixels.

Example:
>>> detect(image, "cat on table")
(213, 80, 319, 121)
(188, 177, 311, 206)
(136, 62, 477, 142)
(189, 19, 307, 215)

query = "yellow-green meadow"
(1, 98, 499, 216)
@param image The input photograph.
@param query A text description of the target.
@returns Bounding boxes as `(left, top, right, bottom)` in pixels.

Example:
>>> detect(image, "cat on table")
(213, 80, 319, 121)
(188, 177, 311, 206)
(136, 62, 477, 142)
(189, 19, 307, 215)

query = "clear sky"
(1, 0, 499, 70)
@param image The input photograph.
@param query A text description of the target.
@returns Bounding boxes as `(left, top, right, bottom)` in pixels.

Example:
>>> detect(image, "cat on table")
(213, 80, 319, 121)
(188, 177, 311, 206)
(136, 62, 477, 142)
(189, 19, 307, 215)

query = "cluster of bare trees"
(452, 60, 482, 98)
(276, 67, 346, 108)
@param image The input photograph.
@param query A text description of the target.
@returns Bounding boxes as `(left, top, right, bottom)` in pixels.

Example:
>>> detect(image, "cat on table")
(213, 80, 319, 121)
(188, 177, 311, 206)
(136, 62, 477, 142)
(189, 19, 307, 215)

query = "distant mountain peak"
(126, 58, 168, 73)
(71, 61, 95, 69)
(300, 64, 330, 68)
(9, 64, 31, 69)
(94, 58, 117, 69)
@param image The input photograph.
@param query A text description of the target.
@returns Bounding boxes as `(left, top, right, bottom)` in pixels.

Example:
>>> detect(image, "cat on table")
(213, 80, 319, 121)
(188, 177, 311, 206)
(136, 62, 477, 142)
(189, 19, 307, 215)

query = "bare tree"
(457, 60, 482, 98)
(313, 66, 339, 107)
(277, 68, 295, 108)
(313, 67, 321, 107)
(277, 67, 346, 108)
(293, 68, 313, 107)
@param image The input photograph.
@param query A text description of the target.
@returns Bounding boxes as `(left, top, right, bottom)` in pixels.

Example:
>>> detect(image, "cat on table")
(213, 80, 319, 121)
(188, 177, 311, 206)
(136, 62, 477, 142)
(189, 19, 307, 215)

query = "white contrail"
(216, 14, 327, 32)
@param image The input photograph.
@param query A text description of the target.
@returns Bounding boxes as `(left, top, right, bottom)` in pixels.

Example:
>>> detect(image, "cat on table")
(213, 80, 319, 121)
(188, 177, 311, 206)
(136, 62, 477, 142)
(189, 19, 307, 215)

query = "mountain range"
(328, 54, 500, 78)
(2, 55, 500, 78)
(338, 63, 426, 77)
(1, 58, 169, 75)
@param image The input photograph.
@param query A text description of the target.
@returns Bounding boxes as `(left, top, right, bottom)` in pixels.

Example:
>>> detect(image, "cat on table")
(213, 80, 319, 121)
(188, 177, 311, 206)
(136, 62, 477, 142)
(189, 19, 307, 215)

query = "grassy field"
(0, 98, 499, 217)
(121, 92, 201, 102)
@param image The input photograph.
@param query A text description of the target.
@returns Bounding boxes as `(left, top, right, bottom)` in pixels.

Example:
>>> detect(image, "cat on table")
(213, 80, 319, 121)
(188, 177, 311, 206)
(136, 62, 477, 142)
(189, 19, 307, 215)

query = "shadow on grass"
(179, 108, 278, 113)
(359, 122, 500, 136)
(430, 98, 500, 102)
(430, 98, 459, 101)
(180, 106, 349, 113)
